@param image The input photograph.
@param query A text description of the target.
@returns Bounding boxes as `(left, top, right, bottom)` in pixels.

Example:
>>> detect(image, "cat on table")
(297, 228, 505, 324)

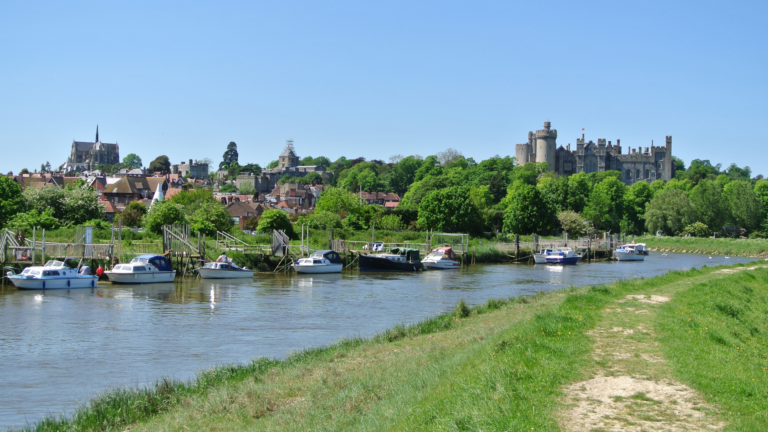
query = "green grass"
(639, 235, 768, 257)
(656, 267, 768, 430)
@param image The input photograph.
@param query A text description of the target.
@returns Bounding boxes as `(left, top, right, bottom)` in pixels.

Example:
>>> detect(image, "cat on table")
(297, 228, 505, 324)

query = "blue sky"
(1, 0, 766, 175)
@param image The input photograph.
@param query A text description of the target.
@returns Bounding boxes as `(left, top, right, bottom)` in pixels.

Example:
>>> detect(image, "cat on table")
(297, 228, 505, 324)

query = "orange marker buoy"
(96, 265, 104, 276)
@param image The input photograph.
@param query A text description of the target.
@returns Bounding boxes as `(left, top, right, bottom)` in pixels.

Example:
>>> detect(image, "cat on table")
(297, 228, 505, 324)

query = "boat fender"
(42, 281, 45, 289)
(67, 280, 70, 287)
(92, 279, 95, 287)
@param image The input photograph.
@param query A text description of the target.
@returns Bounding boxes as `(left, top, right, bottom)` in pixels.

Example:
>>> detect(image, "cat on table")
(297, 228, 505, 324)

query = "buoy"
(96, 265, 104, 277)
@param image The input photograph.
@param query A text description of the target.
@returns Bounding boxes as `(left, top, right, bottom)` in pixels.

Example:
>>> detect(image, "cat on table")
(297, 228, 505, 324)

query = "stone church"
(236, 140, 332, 193)
(63, 126, 120, 172)
(515, 122, 674, 185)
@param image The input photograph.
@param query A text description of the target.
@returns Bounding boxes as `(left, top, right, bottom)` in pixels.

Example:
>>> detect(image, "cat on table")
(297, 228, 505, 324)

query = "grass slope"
(656, 266, 768, 430)
(640, 235, 768, 257)
(24, 263, 768, 431)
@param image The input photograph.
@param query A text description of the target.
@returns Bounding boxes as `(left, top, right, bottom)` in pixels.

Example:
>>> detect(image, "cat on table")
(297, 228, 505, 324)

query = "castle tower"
(665, 136, 673, 180)
(278, 140, 300, 169)
(535, 122, 557, 170)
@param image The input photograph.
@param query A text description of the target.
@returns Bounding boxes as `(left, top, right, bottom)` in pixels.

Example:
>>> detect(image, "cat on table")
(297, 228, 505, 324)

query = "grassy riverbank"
(26, 262, 768, 431)
(639, 235, 768, 258)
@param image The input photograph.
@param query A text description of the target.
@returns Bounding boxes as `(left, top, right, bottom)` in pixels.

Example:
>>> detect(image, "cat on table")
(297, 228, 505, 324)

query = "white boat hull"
(104, 271, 176, 284)
(615, 252, 644, 262)
(294, 264, 343, 274)
(198, 268, 254, 279)
(422, 260, 461, 269)
(533, 254, 548, 264)
(8, 275, 99, 290)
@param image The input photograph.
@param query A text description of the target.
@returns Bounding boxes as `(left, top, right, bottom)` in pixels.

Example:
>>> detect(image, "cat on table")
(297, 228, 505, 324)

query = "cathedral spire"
(95, 125, 99, 143)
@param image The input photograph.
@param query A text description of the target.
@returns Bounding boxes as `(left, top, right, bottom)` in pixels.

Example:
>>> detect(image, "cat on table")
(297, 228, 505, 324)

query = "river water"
(0, 252, 754, 430)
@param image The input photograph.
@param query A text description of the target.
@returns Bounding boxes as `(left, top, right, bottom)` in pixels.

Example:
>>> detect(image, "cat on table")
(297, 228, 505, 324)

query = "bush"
(84, 219, 112, 230)
(257, 262, 271, 272)
(454, 300, 470, 319)
(682, 222, 711, 238)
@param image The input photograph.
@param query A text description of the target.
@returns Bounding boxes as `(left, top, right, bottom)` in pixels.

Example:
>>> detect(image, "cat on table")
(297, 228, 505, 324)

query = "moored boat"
(293, 250, 343, 274)
(544, 248, 583, 265)
(359, 248, 423, 271)
(421, 247, 461, 270)
(6, 260, 98, 290)
(198, 261, 253, 279)
(104, 254, 176, 284)
(533, 248, 555, 264)
(614, 244, 645, 261)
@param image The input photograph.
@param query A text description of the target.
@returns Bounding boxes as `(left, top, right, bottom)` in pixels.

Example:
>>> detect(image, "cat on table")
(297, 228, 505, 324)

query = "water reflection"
(0, 252, 756, 430)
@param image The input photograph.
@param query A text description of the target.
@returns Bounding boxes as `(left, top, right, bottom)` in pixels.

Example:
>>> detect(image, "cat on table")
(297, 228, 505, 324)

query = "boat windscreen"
(148, 257, 173, 271)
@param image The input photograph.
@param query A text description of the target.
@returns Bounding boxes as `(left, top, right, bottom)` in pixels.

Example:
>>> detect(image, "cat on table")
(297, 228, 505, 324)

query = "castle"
(515, 122, 674, 185)
(236, 140, 332, 193)
(63, 126, 120, 172)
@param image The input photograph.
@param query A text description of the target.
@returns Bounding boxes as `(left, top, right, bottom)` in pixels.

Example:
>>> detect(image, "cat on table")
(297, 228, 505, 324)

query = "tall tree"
(502, 182, 550, 235)
(0, 176, 25, 228)
(724, 180, 762, 232)
(583, 177, 626, 232)
(418, 186, 480, 234)
(219, 142, 239, 170)
(644, 188, 696, 235)
(149, 155, 171, 174)
(122, 153, 143, 169)
(621, 181, 654, 234)
(689, 179, 728, 232)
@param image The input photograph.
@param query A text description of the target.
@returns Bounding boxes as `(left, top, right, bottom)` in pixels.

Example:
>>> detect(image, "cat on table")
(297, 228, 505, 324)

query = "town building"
(63, 126, 120, 172)
(101, 176, 168, 211)
(226, 201, 267, 230)
(171, 159, 209, 178)
(237, 141, 333, 193)
(359, 192, 401, 207)
(515, 122, 675, 185)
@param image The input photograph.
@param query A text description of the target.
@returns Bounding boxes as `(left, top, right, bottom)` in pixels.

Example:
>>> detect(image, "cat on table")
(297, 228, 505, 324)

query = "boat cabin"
(426, 247, 456, 260)
(388, 248, 421, 262)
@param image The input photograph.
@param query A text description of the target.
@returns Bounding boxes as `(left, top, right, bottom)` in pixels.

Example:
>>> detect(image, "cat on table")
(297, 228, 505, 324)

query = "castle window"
(625, 169, 631, 179)
(636, 169, 641, 179)
(645, 169, 649, 178)
(651, 171, 656, 180)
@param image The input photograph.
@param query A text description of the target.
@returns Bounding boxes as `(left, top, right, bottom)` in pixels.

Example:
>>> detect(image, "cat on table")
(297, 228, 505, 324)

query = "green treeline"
(3, 153, 766, 239)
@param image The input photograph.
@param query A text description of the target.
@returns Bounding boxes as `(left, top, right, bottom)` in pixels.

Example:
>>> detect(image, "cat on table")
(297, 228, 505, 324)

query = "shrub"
(682, 222, 711, 238)
(454, 300, 470, 319)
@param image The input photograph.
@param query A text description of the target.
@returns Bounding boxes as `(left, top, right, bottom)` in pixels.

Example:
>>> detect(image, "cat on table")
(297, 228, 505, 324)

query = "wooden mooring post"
(514, 235, 520, 258)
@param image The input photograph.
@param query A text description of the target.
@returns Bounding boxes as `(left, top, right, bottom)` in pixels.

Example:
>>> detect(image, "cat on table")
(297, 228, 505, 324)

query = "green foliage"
(583, 177, 626, 232)
(724, 180, 762, 232)
(400, 176, 455, 210)
(219, 184, 237, 193)
(621, 181, 654, 234)
(295, 211, 343, 231)
(257, 209, 296, 239)
(502, 182, 550, 235)
(219, 142, 239, 170)
(7, 208, 60, 231)
(557, 210, 590, 237)
(302, 172, 323, 184)
(377, 214, 406, 231)
(123, 202, 147, 227)
(239, 163, 261, 176)
(387, 156, 423, 196)
(266, 160, 279, 169)
(189, 201, 233, 235)
(566, 172, 591, 213)
(315, 187, 362, 215)
(23, 186, 104, 226)
(681, 222, 710, 237)
(0, 176, 25, 228)
(149, 155, 171, 174)
(644, 188, 696, 235)
(84, 219, 112, 230)
(418, 186, 480, 234)
(122, 153, 143, 169)
(143, 200, 187, 234)
(689, 179, 728, 232)
(413, 155, 442, 182)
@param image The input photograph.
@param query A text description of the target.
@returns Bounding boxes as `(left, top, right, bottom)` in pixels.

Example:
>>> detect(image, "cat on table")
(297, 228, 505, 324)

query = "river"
(0, 252, 754, 430)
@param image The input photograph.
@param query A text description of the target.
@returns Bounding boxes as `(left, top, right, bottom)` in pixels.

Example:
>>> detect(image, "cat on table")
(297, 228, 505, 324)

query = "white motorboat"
(198, 261, 253, 279)
(614, 244, 645, 261)
(104, 254, 176, 284)
(293, 250, 343, 274)
(533, 248, 555, 264)
(421, 247, 461, 269)
(6, 260, 98, 290)
(545, 248, 583, 265)
(634, 243, 649, 255)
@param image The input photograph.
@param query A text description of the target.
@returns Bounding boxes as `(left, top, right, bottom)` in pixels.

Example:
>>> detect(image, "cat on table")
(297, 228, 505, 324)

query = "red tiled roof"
(99, 201, 120, 214)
